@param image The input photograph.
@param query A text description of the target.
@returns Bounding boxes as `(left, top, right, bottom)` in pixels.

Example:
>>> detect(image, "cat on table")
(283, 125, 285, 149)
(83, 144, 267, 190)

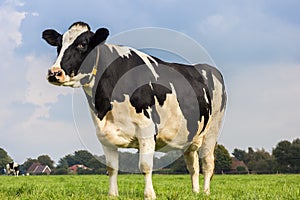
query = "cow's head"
(42, 22, 109, 87)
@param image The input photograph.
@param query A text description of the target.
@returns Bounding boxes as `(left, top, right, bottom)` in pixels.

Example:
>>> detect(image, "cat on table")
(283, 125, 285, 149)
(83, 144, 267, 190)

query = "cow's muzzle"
(47, 67, 67, 84)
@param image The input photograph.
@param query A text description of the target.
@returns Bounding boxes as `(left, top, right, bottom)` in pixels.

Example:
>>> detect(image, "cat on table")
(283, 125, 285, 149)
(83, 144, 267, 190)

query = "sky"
(0, 0, 300, 164)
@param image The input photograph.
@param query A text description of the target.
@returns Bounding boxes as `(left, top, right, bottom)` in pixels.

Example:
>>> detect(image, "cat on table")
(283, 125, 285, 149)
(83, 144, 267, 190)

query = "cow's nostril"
(48, 69, 54, 76)
(57, 71, 62, 76)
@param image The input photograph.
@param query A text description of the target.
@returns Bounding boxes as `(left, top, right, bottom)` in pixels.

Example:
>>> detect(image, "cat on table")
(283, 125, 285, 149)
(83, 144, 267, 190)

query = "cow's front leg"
(138, 135, 156, 200)
(102, 145, 119, 197)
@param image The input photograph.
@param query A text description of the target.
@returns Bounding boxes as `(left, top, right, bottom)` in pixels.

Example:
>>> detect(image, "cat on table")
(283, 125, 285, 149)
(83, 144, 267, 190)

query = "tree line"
(232, 138, 300, 174)
(1, 138, 299, 175)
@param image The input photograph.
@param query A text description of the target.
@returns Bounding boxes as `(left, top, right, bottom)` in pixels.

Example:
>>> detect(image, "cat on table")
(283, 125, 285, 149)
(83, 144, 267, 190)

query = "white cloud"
(24, 55, 72, 116)
(31, 12, 39, 17)
(0, 0, 25, 50)
(0, 0, 26, 128)
(199, 14, 240, 34)
(0, 0, 79, 163)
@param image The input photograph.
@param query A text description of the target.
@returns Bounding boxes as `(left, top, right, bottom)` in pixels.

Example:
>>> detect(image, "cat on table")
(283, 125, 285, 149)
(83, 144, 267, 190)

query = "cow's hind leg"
(103, 145, 119, 197)
(201, 147, 215, 194)
(199, 110, 225, 194)
(184, 147, 200, 193)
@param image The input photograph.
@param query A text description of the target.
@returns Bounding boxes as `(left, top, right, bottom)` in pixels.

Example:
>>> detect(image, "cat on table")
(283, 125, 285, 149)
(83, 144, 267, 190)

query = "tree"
(273, 140, 292, 173)
(247, 148, 274, 173)
(214, 144, 231, 173)
(232, 148, 247, 162)
(57, 157, 69, 169)
(273, 138, 300, 173)
(61, 154, 77, 167)
(37, 155, 54, 169)
(87, 157, 106, 173)
(74, 150, 94, 165)
(290, 138, 300, 173)
(0, 147, 12, 174)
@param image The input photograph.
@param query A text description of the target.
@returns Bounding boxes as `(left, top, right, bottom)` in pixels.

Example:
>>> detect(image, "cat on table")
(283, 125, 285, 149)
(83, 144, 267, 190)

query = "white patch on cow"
(201, 69, 208, 79)
(149, 82, 154, 90)
(155, 86, 190, 150)
(90, 95, 152, 148)
(203, 88, 209, 103)
(107, 44, 132, 58)
(53, 24, 89, 69)
(169, 83, 176, 95)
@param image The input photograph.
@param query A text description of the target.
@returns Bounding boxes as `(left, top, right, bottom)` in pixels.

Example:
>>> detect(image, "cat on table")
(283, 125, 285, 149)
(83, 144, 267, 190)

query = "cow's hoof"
(203, 189, 210, 195)
(192, 188, 200, 193)
(144, 192, 156, 200)
(108, 192, 118, 198)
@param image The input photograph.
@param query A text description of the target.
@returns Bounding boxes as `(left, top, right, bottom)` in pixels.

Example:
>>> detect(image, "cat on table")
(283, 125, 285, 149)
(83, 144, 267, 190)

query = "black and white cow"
(42, 22, 226, 199)
(6, 162, 20, 176)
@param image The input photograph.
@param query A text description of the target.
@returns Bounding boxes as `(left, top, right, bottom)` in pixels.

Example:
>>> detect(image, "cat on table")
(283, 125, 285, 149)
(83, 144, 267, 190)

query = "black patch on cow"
(130, 83, 172, 118)
(14, 165, 19, 172)
(9, 162, 14, 169)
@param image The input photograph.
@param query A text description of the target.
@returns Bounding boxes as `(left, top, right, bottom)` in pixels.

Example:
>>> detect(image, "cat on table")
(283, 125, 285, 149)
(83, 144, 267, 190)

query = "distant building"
(68, 164, 92, 173)
(231, 157, 249, 173)
(27, 163, 51, 175)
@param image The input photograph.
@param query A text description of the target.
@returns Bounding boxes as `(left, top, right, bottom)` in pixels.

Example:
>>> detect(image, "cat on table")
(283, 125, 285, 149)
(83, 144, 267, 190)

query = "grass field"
(0, 174, 299, 200)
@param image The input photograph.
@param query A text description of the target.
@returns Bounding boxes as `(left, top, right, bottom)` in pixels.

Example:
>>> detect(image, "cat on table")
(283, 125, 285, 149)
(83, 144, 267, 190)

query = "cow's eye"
(77, 42, 87, 50)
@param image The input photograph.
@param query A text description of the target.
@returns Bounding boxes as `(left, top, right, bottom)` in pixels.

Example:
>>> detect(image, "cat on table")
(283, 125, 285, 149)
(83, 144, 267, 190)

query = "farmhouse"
(230, 157, 249, 173)
(68, 164, 92, 174)
(27, 163, 51, 175)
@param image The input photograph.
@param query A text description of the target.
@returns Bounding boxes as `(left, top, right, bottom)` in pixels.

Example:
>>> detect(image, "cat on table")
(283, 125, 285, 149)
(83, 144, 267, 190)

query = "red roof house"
(68, 164, 92, 173)
(231, 157, 249, 173)
(27, 163, 51, 175)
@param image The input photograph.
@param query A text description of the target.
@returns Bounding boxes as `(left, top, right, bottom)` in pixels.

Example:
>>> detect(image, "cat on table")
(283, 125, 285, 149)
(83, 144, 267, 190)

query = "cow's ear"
(91, 28, 109, 47)
(42, 29, 62, 46)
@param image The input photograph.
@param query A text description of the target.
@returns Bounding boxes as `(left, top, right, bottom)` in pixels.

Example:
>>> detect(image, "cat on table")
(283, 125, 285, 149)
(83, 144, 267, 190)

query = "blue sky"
(1, 0, 300, 164)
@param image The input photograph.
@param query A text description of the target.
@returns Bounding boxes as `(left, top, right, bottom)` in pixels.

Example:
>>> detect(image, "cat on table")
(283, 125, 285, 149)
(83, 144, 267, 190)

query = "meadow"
(0, 174, 299, 200)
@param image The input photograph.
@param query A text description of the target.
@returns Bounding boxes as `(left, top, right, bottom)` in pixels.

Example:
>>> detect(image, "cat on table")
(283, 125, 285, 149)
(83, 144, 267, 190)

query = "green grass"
(0, 174, 299, 199)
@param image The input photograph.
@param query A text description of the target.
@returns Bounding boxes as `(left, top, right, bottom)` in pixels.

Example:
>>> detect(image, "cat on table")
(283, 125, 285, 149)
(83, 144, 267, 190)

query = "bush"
(53, 168, 68, 175)
(236, 166, 246, 172)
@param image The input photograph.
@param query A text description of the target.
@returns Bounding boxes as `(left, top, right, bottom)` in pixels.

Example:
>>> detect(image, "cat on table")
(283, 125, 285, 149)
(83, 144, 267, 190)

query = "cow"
(6, 162, 20, 176)
(42, 22, 226, 199)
